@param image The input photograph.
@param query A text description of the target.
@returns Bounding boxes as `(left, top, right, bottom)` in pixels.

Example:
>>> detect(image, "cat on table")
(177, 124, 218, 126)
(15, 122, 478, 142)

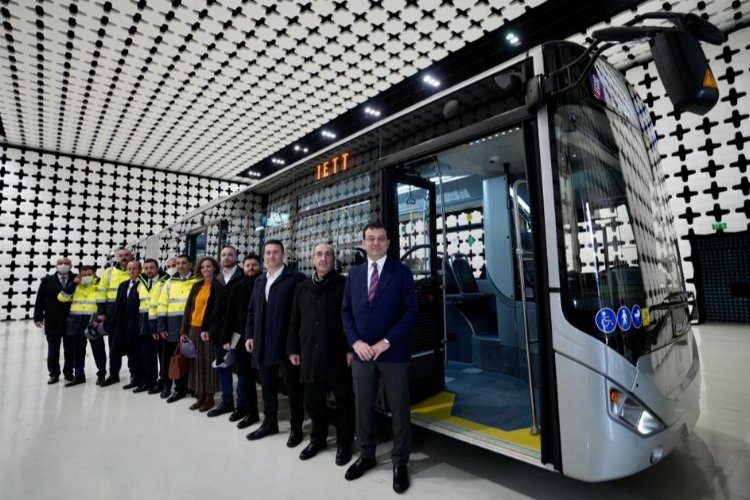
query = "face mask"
(57, 264, 70, 274)
(166, 268, 177, 277)
(81, 276, 94, 286)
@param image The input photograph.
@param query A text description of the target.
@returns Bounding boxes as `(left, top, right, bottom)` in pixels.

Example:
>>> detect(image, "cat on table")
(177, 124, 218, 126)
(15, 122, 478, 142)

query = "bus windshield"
(549, 50, 689, 363)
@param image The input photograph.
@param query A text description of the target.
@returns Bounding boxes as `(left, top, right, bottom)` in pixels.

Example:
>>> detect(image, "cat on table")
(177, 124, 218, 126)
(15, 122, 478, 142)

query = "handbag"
(168, 343, 190, 380)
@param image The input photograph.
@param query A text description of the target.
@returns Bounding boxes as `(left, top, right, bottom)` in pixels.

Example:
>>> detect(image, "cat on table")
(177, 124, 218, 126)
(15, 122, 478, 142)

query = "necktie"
(368, 262, 379, 303)
(148, 279, 152, 289)
(128, 280, 137, 298)
(60, 276, 67, 287)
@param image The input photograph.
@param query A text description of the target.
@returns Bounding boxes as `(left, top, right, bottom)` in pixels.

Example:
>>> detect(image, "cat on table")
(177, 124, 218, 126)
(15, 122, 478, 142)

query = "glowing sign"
(315, 152, 350, 181)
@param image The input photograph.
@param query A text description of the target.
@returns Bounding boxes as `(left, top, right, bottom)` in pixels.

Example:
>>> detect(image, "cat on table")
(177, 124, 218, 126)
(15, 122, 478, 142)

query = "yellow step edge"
(411, 391, 541, 452)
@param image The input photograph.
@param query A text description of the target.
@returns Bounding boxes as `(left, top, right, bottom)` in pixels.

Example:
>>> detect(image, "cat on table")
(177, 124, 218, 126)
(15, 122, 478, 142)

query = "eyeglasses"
(364, 237, 387, 243)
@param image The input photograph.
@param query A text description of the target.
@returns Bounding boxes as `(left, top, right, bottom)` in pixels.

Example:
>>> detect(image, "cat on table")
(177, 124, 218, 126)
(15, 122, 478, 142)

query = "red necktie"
(368, 262, 379, 303)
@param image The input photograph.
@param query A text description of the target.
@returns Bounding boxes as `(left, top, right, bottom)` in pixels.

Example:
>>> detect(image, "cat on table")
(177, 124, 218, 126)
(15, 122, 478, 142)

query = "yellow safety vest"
(58, 278, 101, 315)
(148, 277, 169, 321)
(137, 275, 162, 314)
(96, 265, 129, 309)
(157, 274, 200, 319)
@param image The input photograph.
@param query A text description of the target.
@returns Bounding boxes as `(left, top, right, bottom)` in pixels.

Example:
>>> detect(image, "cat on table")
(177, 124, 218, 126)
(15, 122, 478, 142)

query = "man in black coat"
(244, 240, 306, 446)
(208, 246, 246, 418)
(220, 254, 262, 428)
(34, 256, 76, 384)
(287, 243, 354, 465)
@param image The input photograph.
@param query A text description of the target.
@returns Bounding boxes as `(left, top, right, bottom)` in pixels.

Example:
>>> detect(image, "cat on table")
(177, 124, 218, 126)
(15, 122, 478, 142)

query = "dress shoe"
(207, 403, 234, 418)
(96, 375, 105, 386)
(63, 373, 75, 382)
(166, 391, 186, 404)
(160, 390, 171, 399)
(122, 380, 140, 390)
(393, 465, 410, 494)
(228, 409, 246, 422)
(189, 397, 205, 411)
(65, 377, 86, 387)
(299, 441, 326, 460)
(199, 398, 215, 413)
(246, 423, 279, 441)
(132, 383, 152, 394)
(287, 429, 304, 448)
(47, 375, 60, 385)
(237, 414, 259, 429)
(335, 446, 353, 466)
(345, 456, 376, 481)
(100, 376, 120, 387)
(147, 383, 163, 395)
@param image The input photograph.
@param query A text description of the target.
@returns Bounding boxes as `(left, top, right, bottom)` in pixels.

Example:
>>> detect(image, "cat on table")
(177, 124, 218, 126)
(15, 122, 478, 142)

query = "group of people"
(33, 223, 417, 493)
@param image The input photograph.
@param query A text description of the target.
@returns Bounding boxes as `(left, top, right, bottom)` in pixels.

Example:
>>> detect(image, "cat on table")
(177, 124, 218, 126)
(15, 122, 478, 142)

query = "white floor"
(0, 321, 748, 500)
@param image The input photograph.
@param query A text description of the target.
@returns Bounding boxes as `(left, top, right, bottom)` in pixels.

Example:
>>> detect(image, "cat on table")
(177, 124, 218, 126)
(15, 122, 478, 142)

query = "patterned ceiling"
(0, 1, 746, 184)
(0, 0, 548, 183)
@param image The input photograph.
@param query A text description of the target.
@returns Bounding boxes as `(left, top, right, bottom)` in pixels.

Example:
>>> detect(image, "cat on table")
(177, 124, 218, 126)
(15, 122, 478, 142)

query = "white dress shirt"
(222, 266, 238, 284)
(265, 265, 284, 301)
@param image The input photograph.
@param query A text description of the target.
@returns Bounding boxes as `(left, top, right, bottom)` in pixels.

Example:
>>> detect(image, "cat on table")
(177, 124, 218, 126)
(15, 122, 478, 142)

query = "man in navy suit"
(342, 222, 417, 494)
(102, 260, 144, 388)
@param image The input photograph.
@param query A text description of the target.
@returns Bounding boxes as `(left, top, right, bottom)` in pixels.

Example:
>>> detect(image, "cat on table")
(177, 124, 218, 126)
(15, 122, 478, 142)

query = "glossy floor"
(1, 322, 747, 499)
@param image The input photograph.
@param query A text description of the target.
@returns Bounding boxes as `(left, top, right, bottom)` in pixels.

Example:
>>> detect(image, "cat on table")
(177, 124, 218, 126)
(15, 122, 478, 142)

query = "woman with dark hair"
(181, 256, 226, 412)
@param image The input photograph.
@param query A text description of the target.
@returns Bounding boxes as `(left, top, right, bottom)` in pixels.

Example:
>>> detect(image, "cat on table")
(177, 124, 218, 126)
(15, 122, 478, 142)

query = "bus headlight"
(608, 385, 665, 436)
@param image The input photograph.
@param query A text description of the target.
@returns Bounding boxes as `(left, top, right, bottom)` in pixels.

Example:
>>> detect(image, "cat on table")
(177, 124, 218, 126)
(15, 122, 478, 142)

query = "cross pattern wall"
(0, 146, 245, 321)
(625, 25, 750, 301)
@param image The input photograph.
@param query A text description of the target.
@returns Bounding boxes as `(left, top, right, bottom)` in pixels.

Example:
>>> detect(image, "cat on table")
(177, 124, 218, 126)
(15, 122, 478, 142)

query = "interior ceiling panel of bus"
(0, 0, 746, 184)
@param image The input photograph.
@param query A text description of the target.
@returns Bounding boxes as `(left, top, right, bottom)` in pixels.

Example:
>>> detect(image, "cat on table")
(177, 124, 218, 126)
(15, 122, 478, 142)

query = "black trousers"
(46, 332, 73, 377)
(72, 335, 107, 379)
(352, 360, 411, 466)
(305, 379, 355, 448)
(258, 360, 304, 431)
(139, 335, 158, 385)
(108, 329, 141, 381)
(236, 348, 259, 417)
(160, 339, 187, 393)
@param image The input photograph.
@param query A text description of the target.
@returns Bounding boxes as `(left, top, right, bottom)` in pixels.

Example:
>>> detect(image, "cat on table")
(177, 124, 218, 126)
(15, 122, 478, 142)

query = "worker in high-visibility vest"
(57, 265, 107, 386)
(131, 258, 164, 394)
(149, 257, 176, 398)
(97, 247, 134, 387)
(157, 254, 199, 403)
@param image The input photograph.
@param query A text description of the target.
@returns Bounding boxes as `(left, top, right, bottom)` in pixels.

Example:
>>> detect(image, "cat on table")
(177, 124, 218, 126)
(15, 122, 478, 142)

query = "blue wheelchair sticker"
(595, 308, 617, 334)
(631, 305, 643, 329)
(617, 306, 632, 331)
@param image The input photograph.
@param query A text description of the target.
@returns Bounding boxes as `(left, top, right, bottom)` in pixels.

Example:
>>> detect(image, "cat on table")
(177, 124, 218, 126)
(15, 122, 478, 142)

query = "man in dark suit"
(34, 256, 77, 384)
(341, 222, 417, 493)
(244, 239, 306, 446)
(102, 260, 144, 388)
(221, 254, 262, 429)
(288, 243, 355, 465)
(208, 246, 245, 418)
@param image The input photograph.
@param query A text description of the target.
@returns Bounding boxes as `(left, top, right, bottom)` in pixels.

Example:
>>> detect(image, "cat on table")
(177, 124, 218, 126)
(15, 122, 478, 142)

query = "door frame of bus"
(376, 107, 562, 472)
(381, 169, 445, 403)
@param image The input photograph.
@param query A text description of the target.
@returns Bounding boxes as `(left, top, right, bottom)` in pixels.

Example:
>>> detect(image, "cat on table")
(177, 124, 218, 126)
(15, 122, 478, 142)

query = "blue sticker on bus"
(631, 305, 643, 329)
(595, 308, 617, 334)
(617, 306, 632, 331)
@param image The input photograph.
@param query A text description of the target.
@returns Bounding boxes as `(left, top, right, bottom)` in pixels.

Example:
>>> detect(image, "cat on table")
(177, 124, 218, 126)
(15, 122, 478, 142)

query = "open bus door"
(380, 122, 547, 465)
(380, 170, 445, 406)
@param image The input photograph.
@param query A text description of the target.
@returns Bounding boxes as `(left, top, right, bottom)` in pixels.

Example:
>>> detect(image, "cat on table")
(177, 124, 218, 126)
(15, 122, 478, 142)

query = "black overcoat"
(287, 271, 350, 384)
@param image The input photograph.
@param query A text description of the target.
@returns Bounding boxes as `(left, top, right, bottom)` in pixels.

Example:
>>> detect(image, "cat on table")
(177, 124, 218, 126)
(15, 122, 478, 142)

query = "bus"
(135, 12, 725, 482)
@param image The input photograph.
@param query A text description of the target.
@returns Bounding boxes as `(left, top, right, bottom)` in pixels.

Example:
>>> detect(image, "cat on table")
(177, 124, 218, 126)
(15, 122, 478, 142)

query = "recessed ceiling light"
(423, 75, 440, 88)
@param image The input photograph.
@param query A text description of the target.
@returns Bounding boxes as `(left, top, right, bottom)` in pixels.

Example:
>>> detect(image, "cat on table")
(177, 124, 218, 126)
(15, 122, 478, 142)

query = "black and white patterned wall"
(0, 145, 245, 321)
(132, 190, 263, 264)
(625, 25, 750, 303)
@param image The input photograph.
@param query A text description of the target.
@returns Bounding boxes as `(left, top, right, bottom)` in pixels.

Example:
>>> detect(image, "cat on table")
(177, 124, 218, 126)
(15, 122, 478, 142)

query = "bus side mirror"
(650, 30, 719, 115)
